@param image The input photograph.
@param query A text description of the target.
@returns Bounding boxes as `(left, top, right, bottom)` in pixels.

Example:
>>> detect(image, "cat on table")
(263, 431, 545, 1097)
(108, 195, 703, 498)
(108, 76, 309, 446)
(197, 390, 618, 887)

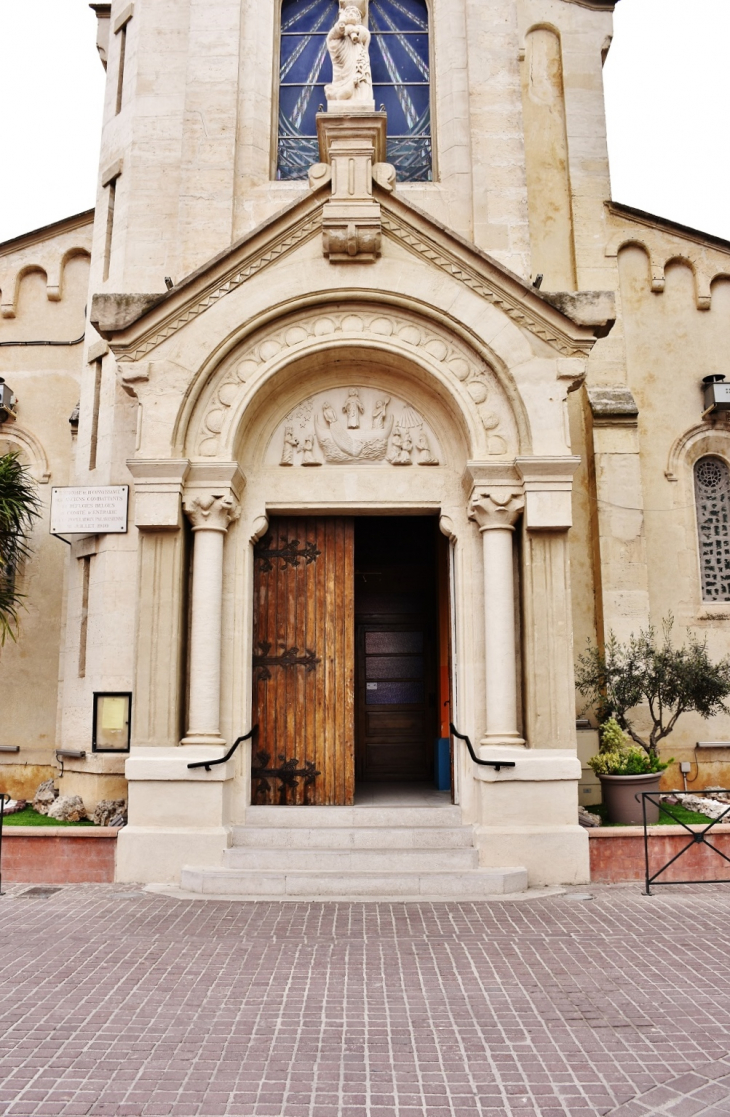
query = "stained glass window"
(695, 456, 730, 601)
(277, 0, 432, 182)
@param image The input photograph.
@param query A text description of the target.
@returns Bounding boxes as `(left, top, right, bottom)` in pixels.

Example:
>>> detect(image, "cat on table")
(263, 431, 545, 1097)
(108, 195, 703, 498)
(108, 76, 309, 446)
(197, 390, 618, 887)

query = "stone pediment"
(91, 182, 614, 365)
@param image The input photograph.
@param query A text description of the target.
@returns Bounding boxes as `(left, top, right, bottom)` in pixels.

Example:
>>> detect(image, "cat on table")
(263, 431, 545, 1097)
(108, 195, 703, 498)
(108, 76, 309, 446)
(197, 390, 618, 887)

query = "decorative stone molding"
(516, 456, 581, 531)
(87, 339, 110, 364)
(606, 203, 730, 311)
(182, 462, 245, 532)
(587, 386, 639, 427)
(0, 425, 51, 483)
(380, 207, 605, 358)
(93, 211, 322, 363)
(126, 458, 189, 531)
(666, 419, 730, 482)
(470, 491, 525, 532)
(195, 305, 516, 459)
(439, 515, 456, 542)
(183, 493, 241, 533)
(317, 113, 388, 263)
(250, 516, 269, 544)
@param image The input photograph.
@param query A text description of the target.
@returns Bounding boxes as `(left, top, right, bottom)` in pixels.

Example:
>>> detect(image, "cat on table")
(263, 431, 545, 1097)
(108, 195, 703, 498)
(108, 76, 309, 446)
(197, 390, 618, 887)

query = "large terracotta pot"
(599, 772, 662, 825)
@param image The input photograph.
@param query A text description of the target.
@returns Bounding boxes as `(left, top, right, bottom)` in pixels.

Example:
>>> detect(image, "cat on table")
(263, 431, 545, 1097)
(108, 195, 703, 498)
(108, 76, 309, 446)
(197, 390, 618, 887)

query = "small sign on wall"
(50, 486, 129, 535)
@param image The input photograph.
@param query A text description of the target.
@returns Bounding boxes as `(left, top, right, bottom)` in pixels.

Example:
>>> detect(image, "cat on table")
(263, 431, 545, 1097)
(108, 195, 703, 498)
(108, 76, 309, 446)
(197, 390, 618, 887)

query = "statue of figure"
(322, 401, 338, 426)
(325, 2, 374, 110)
(372, 396, 390, 429)
(390, 426, 413, 465)
(280, 425, 299, 466)
(415, 427, 439, 466)
(301, 434, 321, 466)
(343, 388, 364, 429)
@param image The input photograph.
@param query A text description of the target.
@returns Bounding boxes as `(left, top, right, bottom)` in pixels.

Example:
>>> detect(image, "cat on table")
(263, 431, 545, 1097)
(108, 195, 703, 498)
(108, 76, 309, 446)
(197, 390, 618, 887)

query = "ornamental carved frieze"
(195, 306, 515, 459)
(267, 388, 441, 468)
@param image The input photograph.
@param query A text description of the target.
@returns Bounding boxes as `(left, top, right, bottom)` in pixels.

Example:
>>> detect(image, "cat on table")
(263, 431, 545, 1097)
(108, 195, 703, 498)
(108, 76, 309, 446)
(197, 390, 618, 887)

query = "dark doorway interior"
(355, 516, 440, 783)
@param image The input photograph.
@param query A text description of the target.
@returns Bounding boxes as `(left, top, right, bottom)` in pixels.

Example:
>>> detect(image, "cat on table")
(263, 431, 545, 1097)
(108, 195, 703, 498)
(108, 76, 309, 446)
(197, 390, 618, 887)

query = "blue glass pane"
(277, 0, 432, 182)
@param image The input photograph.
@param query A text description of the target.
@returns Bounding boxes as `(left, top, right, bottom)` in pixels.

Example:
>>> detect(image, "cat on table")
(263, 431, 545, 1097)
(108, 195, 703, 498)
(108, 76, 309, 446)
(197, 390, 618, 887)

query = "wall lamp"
(702, 374, 730, 418)
(0, 378, 17, 424)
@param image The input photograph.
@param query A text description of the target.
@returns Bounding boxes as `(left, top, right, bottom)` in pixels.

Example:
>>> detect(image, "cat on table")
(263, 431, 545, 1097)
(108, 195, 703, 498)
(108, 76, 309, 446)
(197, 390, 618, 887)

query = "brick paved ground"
(1, 883, 729, 1117)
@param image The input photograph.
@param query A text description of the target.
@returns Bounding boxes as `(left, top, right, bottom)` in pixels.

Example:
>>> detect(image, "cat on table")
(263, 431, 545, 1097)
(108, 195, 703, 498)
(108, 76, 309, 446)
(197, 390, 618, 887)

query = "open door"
(252, 516, 355, 805)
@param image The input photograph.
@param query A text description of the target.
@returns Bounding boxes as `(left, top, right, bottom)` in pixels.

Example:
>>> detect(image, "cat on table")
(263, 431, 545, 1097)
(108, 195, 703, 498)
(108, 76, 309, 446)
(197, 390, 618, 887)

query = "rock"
(2, 799, 27, 816)
(678, 794, 730, 821)
(46, 795, 87, 822)
(33, 780, 58, 815)
(661, 794, 680, 805)
(93, 799, 127, 827)
(579, 806, 601, 828)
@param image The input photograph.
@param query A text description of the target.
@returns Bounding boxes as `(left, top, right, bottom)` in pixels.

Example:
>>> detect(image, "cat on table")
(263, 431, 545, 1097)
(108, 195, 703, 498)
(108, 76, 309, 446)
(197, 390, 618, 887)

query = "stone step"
(223, 846, 479, 872)
(179, 866, 529, 899)
(231, 825, 474, 849)
(242, 805, 463, 828)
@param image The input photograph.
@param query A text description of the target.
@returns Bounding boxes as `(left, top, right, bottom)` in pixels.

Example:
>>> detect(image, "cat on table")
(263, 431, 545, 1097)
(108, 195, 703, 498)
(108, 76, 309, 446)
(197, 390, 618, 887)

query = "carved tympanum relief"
(267, 388, 441, 468)
(194, 307, 515, 459)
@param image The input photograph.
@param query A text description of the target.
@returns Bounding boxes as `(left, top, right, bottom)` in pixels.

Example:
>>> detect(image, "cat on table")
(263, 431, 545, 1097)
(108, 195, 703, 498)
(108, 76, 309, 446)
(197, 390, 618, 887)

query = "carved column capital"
(183, 493, 240, 533)
(470, 490, 525, 532)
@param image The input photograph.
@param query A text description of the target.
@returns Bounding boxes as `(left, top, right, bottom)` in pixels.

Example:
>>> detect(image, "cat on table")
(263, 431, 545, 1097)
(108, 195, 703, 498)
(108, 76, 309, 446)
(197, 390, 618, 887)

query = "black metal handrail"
(187, 726, 258, 773)
(0, 793, 10, 897)
(642, 790, 730, 895)
(450, 723, 516, 772)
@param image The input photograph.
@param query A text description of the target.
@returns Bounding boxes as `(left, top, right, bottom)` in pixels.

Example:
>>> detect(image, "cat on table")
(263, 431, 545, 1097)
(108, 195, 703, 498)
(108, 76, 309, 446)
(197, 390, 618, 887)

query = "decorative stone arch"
(610, 237, 715, 308)
(666, 419, 730, 483)
(177, 296, 531, 463)
(0, 425, 51, 483)
(665, 419, 730, 614)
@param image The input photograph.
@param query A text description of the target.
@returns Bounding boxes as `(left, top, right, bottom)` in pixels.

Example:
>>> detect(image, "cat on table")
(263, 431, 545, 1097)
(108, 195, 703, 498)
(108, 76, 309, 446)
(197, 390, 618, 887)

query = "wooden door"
(252, 516, 355, 805)
(356, 621, 435, 782)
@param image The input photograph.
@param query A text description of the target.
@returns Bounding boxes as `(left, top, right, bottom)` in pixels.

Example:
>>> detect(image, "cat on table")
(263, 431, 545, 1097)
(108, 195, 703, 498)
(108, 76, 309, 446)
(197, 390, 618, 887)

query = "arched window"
(695, 456, 730, 601)
(277, 0, 432, 182)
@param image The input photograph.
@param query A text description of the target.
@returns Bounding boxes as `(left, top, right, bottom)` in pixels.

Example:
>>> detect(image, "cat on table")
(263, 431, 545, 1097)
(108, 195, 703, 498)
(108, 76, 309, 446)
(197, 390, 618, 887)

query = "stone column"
(470, 490, 525, 747)
(182, 489, 240, 746)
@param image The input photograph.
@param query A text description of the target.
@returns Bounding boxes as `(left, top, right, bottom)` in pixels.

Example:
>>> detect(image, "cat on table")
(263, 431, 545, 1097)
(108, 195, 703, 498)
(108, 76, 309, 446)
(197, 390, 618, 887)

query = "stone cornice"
(607, 201, 730, 259)
(0, 209, 94, 258)
(379, 191, 613, 358)
(562, 0, 618, 10)
(91, 191, 327, 362)
(90, 179, 614, 365)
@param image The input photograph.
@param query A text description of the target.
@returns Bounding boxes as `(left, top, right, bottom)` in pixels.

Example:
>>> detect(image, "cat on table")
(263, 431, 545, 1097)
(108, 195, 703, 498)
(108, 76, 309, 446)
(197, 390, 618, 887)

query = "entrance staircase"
(180, 803, 528, 900)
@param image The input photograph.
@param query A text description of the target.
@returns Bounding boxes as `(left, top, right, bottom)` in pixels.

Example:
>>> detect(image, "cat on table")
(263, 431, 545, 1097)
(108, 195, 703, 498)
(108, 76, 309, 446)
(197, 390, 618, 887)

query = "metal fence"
(642, 790, 730, 895)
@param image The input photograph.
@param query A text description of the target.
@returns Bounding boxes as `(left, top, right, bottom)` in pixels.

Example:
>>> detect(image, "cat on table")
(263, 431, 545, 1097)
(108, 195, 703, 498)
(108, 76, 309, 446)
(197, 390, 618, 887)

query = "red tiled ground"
(0, 883, 729, 1116)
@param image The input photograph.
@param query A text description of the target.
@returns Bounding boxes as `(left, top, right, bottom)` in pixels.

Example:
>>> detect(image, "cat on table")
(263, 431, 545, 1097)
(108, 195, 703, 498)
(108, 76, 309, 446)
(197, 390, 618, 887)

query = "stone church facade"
(2, 0, 730, 892)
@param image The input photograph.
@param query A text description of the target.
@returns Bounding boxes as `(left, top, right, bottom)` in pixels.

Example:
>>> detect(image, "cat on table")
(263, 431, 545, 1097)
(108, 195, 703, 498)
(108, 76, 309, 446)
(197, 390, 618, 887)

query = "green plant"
(0, 451, 40, 643)
(587, 717, 670, 775)
(576, 617, 730, 764)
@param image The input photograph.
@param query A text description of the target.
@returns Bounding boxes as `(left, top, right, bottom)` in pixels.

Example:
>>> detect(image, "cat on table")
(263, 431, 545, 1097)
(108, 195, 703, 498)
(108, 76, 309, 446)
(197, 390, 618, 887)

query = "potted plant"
(576, 617, 730, 825)
(588, 717, 669, 824)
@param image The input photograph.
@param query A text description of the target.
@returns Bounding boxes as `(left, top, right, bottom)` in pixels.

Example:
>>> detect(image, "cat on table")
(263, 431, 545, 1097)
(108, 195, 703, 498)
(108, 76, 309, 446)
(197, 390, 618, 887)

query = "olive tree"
(575, 616, 730, 764)
(0, 451, 40, 643)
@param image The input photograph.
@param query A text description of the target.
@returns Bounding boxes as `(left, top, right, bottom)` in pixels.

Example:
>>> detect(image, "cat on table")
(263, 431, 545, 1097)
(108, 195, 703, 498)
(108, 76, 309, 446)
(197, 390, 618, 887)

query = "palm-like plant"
(0, 451, 41, 643)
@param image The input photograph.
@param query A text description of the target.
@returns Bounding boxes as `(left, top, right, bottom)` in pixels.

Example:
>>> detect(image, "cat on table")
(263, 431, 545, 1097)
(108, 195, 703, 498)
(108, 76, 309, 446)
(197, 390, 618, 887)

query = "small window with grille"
(277, 0, 432, 183)
(695, 456, 730, 602)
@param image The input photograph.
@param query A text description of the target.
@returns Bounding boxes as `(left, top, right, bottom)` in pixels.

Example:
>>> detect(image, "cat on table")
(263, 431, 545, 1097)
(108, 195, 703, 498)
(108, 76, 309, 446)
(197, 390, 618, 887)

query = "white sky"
(0, 0, 728, 245)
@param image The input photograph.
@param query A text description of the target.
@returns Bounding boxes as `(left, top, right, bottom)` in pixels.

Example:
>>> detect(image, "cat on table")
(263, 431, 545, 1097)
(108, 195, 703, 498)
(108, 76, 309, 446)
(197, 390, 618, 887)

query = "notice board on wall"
(50, 486, 129, 535)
